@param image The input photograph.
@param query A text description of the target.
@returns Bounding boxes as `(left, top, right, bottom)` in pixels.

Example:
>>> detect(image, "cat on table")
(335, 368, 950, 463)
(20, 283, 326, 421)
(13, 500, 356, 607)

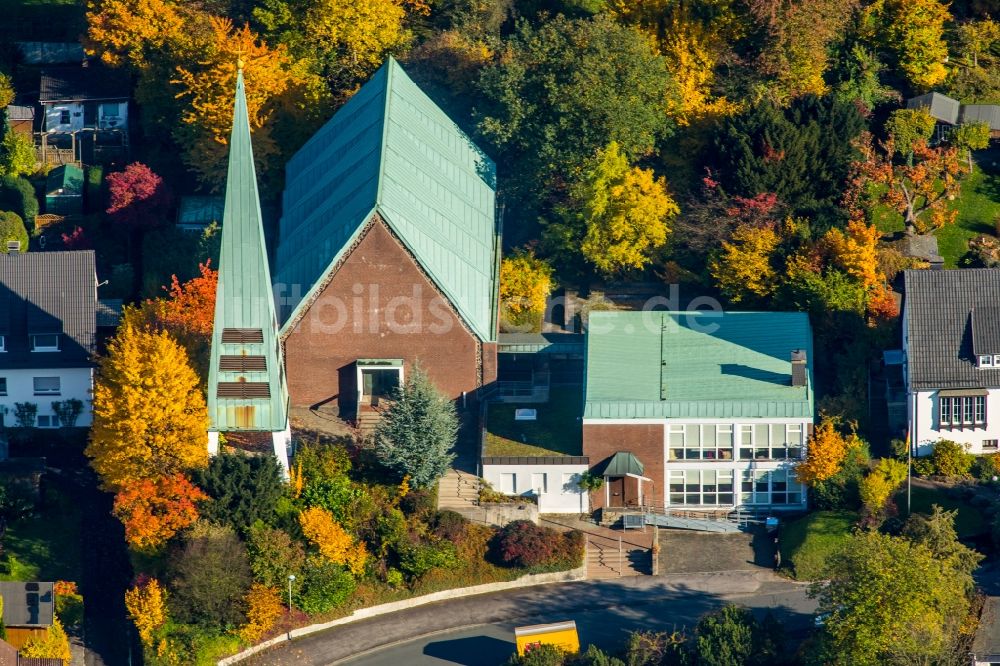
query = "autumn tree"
(709, 223, 781, 303)
(125, 578, 167, 645)
(550, 142, 678, 277)
(0, 72, 14, 109)
(659, 16, 738, 125)
(956, 18, 1000, 68)
(113, 473, 207, 551)
(85, 0, 194, 69)
(846, 133, 966, 234)
(247, 521, 306, 588)
(237, 583, 283, 643)
(373, 366, 458, 487)
(880, 0, 951, 90)
(475, 14, 677, 227)
(106, 162, 171, 228)
(823, 220, 881, 290)
(951, 121, 990, 171)
(87, 321, 209, 490)
(498, 248, 554, 332)
(298, 506, 368, 575)
(885, 108, 935, 160)
(859, 458, 908, 515)
(19, 617, 71, 665)
(796, 416, 864, 486)
(172, 17, 328, 189)
(167, 522, 252, 628)
(0, 128, 35, 179)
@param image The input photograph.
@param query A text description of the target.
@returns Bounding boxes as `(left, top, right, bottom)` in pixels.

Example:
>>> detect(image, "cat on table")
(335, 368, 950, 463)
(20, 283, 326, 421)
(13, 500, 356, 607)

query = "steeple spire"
(206, 68, 290, 472)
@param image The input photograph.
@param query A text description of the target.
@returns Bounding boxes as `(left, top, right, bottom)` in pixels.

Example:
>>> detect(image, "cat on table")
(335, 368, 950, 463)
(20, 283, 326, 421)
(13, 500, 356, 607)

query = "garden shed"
(44, 164, 83, 215)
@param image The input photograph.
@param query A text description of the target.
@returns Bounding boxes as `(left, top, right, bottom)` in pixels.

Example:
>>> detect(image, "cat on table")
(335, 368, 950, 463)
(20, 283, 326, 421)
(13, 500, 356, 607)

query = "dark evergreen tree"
(373, 366, 458, 488)
(710, 95, 866, 224)
(194, 452, 285, 533)
(166, 523, 252, 628)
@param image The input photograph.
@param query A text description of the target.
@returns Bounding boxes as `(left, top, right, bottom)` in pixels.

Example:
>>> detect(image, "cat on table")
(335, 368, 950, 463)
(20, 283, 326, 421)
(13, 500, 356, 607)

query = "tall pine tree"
(373, 366, 458, 488)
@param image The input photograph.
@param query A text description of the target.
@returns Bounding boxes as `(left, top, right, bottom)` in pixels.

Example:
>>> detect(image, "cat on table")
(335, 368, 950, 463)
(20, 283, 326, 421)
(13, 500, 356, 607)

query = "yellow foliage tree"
(125, 578, 167, 645)
(859, 458, 909, 512)
(85, 0, 194, 68)
(86, 321, 208, 490)
(795, 416, 864, 486)
(882, 0, 951, 90)
(304, 0, 411, 85)
(237, 583, 283, 644)
(20, 617, 72, 665)
(571, 142, 678, 277)
(499, 248, 554, 331)
(660, 18, 739, 125)
(824, 220, 881, 289)
(298, 506, 368, 575)
(172, 17, 329, 189)
(709, 223, 781, 302)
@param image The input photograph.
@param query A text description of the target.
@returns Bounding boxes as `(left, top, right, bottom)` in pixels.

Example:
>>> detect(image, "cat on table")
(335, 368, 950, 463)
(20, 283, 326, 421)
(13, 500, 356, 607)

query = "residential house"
(39, 64, 128, 134)
(275, 57, 499, 422)
(902, 268, 1000, 456)
(0, 251, 96, 429)
(582, 311, 814, 512)
(907, 92, 1000, 140)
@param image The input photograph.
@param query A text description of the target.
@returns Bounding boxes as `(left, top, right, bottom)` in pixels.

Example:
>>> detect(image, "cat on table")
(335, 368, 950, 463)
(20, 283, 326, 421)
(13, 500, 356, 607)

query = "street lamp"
(287, 574, 296, 610)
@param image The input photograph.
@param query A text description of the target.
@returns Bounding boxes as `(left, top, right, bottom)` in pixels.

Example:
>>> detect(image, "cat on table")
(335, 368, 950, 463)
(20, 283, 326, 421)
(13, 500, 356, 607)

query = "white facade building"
(0, 251, 97, 431)
(39, 65, 129, 134)
(903, 269, 1000, 456)
(481, 458, 588, 514)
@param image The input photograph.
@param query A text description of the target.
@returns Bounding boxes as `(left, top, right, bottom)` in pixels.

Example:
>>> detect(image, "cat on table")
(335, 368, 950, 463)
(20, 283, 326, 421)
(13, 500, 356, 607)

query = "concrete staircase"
(585, 533, 650, 578)
(437, 468, 481, 512)
(356, 410, 381, 433)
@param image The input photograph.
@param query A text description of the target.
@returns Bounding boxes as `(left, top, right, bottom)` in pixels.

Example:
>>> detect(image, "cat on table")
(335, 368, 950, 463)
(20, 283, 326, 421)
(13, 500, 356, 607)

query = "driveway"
(245, 572, 816, 665)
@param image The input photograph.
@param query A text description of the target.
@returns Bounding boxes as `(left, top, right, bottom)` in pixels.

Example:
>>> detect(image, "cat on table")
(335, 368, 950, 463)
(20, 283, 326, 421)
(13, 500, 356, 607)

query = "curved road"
(246, 572, 817, 666)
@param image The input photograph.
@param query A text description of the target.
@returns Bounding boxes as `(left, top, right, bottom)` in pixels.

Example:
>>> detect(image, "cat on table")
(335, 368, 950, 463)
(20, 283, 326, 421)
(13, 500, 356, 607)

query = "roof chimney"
(791, 350, 807, 387)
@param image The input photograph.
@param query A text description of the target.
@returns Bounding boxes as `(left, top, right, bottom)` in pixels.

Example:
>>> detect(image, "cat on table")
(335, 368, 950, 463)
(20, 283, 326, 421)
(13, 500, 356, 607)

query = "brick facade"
(282, 218, 496, 415)
(583, 423, 665, 509)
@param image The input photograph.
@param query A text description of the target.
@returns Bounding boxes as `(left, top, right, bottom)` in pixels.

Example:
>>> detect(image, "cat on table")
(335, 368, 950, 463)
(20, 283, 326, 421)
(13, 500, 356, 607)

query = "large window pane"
(718, 425, 734, 460)
(941, 397, 951, 425)
(976, 396, 986, 424)
(754, 424, 769, 459)
(685, 425, 700, 459)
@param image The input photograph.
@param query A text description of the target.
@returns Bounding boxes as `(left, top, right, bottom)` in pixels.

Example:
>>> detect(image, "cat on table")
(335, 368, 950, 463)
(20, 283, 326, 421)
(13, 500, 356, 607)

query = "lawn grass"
(873, 160, 1000, 268)
(484, 387, 582, 457)
(0, 475, 83, 583)
(779, 510, 857, 581)
(894, 483, 986, 538)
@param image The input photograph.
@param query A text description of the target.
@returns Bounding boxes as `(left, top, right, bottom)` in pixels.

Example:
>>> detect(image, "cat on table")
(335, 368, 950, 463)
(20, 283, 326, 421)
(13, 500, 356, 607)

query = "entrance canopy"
(602, 451, 650, 480)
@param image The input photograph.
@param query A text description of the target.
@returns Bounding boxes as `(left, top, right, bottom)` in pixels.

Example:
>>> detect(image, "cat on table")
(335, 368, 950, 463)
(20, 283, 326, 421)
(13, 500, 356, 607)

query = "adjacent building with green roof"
(583, 311, 814, 513)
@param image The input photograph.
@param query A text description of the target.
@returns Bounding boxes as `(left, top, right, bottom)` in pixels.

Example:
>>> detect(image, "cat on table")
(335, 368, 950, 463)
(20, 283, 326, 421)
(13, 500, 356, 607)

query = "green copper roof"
(276, 57, 499, 341)
(207, 69, 288, 433)
(602, 452, 645, 477)
(584, 311, 814, 420)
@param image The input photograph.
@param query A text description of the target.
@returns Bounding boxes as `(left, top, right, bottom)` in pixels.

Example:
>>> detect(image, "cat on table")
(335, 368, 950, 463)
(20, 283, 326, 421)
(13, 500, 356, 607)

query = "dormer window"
(31, 334, 59, 352)
(981, 355, 994, 367)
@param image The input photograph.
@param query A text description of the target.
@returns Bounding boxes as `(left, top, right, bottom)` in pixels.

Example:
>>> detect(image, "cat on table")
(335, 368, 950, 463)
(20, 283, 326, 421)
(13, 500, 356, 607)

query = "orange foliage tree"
(85, 0, 193, 69)
(795, 416, 864, 486)
(113, 474, 208, 551)
(298, 506, 368, 575)
(125, 578, 167, 645)
(845, 133, 966, 234)
(237, 583, 284, 644)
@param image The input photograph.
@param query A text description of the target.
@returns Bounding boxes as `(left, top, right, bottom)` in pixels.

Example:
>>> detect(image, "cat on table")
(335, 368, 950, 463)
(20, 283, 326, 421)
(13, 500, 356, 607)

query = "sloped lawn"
(484, 387, 583, 457)
(0, 475, 83, 582)
(894, 483, 986, 538)
(779, 510, 857, 581)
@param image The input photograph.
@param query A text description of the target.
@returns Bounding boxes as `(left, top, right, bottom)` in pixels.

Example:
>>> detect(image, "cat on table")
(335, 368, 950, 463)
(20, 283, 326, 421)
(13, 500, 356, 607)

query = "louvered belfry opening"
(219, 355, 267, 372)
(221, 328, 264, 343)
(217, 381, 271, 398)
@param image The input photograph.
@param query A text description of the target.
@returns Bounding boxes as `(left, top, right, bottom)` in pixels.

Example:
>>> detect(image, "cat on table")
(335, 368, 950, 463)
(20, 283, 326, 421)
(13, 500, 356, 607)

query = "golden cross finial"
(236, 46, 245, 71)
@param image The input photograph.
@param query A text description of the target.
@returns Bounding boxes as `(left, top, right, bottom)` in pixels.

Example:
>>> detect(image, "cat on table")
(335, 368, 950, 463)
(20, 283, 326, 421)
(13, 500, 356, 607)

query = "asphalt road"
(247, 572, 816, 666)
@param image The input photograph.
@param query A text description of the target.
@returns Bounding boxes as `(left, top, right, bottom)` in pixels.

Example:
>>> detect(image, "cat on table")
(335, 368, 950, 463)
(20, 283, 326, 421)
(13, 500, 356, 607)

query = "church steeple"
(206, 66, 290, 471)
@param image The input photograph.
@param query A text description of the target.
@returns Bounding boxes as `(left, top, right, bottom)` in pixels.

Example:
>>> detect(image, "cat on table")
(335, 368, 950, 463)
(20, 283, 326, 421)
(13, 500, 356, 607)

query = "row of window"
(497, 472, 580, 495)
(939, 396, 986, 428)
(0, 335, 61, 353)
(977, 355, 1000, 368)
(0, 377, 62, 396)
(667, 423, 805, 461)
(667, 469, 805, 506)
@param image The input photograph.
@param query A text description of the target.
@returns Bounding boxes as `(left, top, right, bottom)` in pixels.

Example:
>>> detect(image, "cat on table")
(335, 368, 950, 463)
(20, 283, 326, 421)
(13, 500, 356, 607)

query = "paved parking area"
(658, 528, 777, 574)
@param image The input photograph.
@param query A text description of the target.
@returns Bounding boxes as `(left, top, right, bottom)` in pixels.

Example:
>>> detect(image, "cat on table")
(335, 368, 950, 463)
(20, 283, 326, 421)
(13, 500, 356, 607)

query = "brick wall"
(583, 422, 665, 509)
(283, 219, 493, 414)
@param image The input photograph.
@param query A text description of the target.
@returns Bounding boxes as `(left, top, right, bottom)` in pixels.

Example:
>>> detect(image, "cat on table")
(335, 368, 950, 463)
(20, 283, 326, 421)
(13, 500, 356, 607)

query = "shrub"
(399, 488, 436, 521)
(0, 176, 37, 224)
(398, 541, 459, 579)
(972, 453, 1000, 481)
(195, 453, 286, 533)
(246, 521, 306, 588)
(432, 510, 469, 543)
(237, 583, 283, 644)
(0, 210, 27, 252)
(505, 643, 567, 665)
(929, 440, 974, 479)
(491, 522, 584, 570)
(296, 556, 356, 614)
(166, 523, 252, 629)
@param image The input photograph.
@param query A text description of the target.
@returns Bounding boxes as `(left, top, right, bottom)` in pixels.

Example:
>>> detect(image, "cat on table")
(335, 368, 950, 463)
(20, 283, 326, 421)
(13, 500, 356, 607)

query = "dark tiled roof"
(973, 596, 1000, 659)
(904, 269, 1000, 390)
(973, 306, 1000, 355)
(0, 251, 95, 370)
(39, 64, 129, 103)
(0, 581, 53, 627)
(5, 105, 33, 121)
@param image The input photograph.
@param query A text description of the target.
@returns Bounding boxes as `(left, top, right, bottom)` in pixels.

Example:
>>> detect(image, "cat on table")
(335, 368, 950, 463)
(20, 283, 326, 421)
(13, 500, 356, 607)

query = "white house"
(39, 64, 129, 134)
(903, 269, 1000, 456)
(583, 311, 815, 513)
(481, 456, 589, 514)
(0, 251, 97, 429)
